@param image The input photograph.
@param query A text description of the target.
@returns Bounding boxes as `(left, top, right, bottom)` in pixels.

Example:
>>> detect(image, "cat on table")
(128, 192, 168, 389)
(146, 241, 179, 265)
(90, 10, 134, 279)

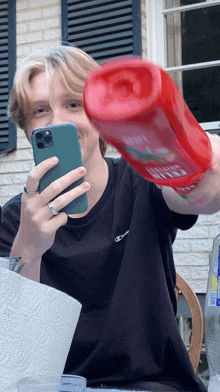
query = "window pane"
(165, 2, 220, 66)
(169, 67, 220, 122)
(165, 0, 220, 123)
(181, 4, 220, 64)
(182, 1, 220, 122)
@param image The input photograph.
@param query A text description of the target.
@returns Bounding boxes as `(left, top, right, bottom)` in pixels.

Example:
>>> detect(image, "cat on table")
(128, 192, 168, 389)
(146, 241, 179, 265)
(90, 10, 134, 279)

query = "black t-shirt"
(0, 158, 206, 392)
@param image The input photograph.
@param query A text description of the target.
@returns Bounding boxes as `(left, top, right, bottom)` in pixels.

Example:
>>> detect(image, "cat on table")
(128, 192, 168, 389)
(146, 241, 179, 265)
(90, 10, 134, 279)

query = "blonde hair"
(8, 45, 107, 156)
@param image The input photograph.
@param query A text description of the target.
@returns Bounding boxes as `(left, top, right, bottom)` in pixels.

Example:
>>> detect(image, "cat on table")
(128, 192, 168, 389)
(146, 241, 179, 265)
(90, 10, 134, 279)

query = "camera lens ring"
(36, 132, 43, 139)
(44, 135, 52, 144)
(36, 142, 45, 149)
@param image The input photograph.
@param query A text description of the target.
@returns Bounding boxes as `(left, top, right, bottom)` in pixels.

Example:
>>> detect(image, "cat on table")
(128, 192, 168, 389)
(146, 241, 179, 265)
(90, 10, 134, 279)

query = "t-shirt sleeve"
(171, 210, 198, 231)
(150, 182, 198, 231)
(130, 164, 198, 233)
(0, 195, 22, 256)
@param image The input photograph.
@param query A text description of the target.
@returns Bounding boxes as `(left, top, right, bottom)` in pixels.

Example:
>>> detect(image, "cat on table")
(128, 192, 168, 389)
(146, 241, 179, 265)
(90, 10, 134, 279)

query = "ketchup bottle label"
(119, 107, 201, 181)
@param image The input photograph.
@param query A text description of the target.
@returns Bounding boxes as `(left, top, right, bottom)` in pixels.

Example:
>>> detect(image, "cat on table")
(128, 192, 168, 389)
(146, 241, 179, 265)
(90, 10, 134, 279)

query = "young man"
(1, 46, 220, 391)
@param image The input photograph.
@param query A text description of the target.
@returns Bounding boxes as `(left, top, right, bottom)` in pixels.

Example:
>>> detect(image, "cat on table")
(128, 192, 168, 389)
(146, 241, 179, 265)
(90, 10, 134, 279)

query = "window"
(0, 0, 16, 153)
(61, 0, 142, 62)
(146, 0, 220, 134)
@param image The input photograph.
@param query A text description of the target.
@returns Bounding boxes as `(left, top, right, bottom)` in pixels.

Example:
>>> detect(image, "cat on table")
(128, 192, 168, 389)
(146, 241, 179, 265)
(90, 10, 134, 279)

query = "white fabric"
(0, 256, 9, 269)
(208, 375, 220, 392)
(0, 267, 81, 392)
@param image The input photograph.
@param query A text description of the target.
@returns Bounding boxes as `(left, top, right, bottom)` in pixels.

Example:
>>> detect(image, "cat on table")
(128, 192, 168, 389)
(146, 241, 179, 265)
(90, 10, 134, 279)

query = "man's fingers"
(45, 181, 90, 218)
(46, 211, 68, 231)
(25, 156, 59, 191)
(42, 166, 87, 202)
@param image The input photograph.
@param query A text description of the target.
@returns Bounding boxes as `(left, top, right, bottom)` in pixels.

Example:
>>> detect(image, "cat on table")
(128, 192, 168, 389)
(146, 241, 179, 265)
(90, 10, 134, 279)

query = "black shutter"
(0, 0, 16, 153)
(61, 0, 142, 62)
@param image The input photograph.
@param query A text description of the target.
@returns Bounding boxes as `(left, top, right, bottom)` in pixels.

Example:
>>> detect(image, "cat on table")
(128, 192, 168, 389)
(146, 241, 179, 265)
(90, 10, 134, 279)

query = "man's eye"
(69, 102, 82, 108)
(35, 108, 46, 114)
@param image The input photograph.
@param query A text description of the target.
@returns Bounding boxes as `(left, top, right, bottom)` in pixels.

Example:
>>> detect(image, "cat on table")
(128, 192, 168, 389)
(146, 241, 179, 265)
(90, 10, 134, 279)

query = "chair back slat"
(175, 273, 204, 373)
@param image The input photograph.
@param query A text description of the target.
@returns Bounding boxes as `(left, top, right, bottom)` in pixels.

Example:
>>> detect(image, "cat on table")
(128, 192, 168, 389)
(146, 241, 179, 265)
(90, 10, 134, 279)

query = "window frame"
(145, 0, 220, 131)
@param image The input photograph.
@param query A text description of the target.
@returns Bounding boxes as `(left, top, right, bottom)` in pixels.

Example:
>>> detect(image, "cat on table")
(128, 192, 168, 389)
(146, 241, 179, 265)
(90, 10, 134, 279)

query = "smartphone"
(31, 123, 88, 215)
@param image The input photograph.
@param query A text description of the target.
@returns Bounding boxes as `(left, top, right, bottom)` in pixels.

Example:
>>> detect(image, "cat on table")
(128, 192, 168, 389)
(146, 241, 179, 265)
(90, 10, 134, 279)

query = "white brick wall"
(0, 0, 217, 294)
(0, 0, 61, 206)
(16, 0, 61, 66)
(174, 213, 220, 293)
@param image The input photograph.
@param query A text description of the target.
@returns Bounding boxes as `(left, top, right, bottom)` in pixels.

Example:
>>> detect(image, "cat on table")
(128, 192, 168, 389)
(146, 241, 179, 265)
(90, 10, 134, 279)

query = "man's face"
(26, 71, 100, 165)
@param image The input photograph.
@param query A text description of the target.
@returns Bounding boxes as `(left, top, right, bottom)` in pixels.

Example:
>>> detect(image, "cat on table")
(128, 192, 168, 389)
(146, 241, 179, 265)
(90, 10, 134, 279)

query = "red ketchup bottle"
(83, 56, 212, 195)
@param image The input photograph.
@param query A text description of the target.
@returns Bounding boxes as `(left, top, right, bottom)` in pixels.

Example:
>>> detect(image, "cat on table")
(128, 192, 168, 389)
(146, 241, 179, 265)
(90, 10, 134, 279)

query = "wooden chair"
(175, 273, 204, 373)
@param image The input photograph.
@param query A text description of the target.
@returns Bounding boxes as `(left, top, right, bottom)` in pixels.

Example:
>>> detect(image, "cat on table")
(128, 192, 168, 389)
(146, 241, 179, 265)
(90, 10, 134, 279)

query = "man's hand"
(10, 157, 90, 281)
(161, 133, 220, 215)
(187, 133, 220, 207)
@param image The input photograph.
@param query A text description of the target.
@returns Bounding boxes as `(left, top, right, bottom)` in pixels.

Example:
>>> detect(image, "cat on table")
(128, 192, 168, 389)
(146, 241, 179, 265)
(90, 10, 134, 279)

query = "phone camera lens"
(37, 142, 45, 149)
(36, 132, 43, 139)
(44, 136, 52, 143)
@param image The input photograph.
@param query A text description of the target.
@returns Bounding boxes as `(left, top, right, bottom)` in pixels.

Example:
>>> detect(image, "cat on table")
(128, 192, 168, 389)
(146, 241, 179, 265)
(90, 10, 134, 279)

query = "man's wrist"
(10, 250, 41, 266)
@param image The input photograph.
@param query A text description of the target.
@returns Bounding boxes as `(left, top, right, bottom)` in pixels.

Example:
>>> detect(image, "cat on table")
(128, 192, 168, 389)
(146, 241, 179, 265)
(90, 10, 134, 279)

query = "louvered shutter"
(0, 0, 16, 153)
(61, 0, 142, 62)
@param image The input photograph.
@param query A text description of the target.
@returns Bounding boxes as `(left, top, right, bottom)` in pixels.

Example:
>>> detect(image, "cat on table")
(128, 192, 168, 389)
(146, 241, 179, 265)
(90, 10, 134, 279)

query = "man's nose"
(50, 110, 69, 125)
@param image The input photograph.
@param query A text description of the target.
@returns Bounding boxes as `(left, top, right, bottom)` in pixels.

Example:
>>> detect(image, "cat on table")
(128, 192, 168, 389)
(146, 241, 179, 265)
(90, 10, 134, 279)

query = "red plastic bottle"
(83, 56, 212, 195)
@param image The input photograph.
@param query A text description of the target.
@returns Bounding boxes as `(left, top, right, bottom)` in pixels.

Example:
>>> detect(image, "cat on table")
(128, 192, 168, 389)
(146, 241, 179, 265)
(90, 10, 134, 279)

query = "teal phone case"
(31, 123, 88, 215)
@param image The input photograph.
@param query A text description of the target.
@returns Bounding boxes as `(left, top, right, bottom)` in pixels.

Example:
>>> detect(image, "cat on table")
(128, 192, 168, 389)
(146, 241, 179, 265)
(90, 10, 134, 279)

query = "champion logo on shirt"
(115, 230, 129, 242)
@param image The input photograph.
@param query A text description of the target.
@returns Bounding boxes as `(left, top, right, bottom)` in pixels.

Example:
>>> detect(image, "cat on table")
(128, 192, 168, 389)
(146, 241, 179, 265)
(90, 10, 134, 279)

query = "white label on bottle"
(145, 165, 188, 180)
(174, 185, 196, 192)
(207, 246, 220, 306)
(217, 246, 220, 306)
(208, 292, 217, 306)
